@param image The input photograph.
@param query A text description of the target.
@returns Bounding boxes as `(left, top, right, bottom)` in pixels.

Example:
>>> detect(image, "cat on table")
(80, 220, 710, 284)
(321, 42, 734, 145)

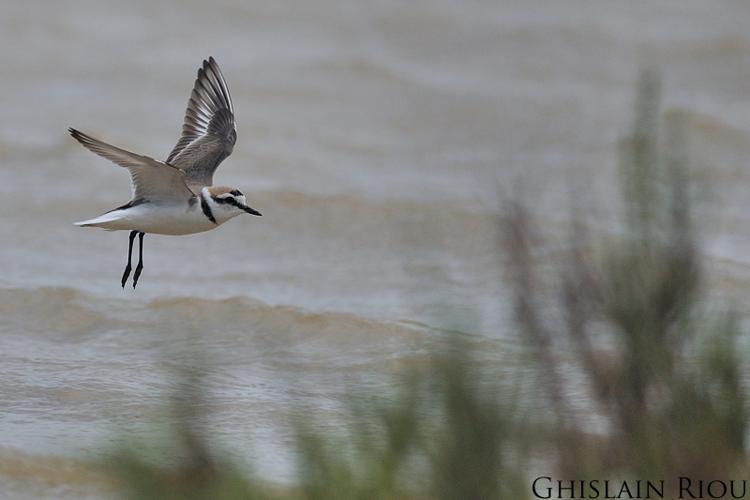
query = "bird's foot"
(121, 264, 132, 288)
(132, 263, 144, 289)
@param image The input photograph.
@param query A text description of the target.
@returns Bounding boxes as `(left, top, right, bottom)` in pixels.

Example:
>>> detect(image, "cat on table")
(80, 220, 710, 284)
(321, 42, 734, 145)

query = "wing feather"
(69, 128, 194, 203)
(167, 57, 236, 192)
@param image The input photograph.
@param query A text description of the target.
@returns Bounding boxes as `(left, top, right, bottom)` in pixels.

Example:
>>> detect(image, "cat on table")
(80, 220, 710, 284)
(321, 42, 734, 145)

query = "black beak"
(242, 205, 262, 216)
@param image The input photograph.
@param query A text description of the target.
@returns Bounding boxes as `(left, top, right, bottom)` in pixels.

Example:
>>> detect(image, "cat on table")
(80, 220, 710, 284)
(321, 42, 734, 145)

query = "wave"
(0, 447, 105, 496)
(306, 54, 417, 87)
(0, 287, 120, 339)
(256, 188, 496, 217)
(669, 34, 749, 58)
(251, 189, 503, 238)
(0, 286, 434, 346)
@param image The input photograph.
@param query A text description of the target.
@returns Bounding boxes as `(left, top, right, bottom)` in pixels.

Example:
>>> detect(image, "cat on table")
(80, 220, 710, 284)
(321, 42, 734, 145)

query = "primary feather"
(167, 57, 237, 193)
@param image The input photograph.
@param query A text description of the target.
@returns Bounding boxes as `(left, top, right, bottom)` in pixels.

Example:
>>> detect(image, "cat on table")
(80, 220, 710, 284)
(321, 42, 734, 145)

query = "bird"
(70, 57, 261, 289)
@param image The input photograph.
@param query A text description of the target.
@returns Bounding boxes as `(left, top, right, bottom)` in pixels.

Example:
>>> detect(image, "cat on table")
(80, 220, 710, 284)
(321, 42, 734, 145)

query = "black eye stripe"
(230, 189, 242, 196)
(212, 196, 240, 207)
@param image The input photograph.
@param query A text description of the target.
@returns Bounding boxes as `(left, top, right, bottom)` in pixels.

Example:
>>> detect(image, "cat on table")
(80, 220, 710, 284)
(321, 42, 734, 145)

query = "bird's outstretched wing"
(167, 57, 236, 192)
(69, 128, 194, 203)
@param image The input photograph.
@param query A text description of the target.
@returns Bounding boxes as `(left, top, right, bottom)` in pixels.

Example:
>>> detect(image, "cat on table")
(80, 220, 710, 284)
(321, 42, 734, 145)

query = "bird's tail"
(74, 212, 125, 231)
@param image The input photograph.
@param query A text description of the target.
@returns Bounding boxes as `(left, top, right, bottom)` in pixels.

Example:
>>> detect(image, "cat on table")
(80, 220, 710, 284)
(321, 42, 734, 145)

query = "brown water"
(2, 0, 750, 497)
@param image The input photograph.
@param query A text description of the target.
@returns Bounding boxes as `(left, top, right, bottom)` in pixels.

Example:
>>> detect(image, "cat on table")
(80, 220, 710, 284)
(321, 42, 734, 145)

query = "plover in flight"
(70, 57, 261, 288)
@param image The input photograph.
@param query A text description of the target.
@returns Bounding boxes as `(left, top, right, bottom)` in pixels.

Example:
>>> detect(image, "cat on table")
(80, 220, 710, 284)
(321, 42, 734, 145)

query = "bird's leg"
(133, 232, 145, 289)
(121, 230, 138, 288)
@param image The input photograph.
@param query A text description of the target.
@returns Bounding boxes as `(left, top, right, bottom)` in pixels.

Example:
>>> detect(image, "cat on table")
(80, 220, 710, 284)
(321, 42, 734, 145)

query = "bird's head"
(202, 186, 262, 222)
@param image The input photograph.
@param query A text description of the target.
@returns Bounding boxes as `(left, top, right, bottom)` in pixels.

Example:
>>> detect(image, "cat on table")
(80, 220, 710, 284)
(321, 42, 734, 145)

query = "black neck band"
(201, 195, 217, 224)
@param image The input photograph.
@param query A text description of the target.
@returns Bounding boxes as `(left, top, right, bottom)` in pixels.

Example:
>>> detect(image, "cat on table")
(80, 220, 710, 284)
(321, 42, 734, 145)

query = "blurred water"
(2, 0, 750, 496)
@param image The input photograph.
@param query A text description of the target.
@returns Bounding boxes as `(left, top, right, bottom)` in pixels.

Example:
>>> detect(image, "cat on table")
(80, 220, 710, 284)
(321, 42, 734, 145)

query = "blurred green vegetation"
(108, 73, 748, 499)
(503, 71, 747, 483)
